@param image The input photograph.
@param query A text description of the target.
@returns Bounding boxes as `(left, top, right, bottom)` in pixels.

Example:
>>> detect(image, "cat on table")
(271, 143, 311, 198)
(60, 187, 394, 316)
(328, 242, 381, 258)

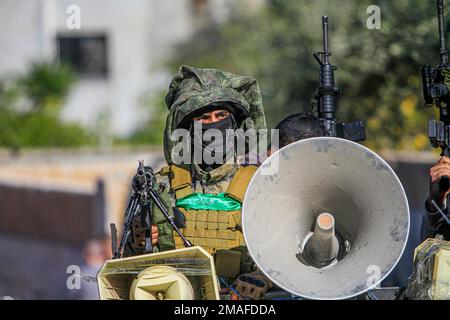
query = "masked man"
(124, 66, 266, 280)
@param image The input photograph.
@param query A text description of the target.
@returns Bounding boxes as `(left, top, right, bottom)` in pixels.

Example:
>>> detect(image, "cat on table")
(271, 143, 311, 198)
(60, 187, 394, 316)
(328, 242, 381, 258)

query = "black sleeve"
(420, 199, 447, 241)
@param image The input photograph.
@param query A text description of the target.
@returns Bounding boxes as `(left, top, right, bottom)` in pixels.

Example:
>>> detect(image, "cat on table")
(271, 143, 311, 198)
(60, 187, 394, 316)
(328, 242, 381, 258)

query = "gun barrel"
(136, 160, 147, 187)
(437, 0, 448, 65)
(322, 16, 329, 64)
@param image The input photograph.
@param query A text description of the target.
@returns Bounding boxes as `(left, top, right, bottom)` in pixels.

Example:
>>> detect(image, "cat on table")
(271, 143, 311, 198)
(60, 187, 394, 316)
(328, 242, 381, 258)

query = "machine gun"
(422, 0, 450, 154)
(111, 160, 192, 259)
(421, 0, 450, 191)
(312, 16, 366, 142)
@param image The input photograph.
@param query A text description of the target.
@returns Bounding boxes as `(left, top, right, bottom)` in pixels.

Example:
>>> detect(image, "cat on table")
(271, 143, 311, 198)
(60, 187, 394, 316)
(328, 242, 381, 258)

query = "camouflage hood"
(163, 65, 266, 164)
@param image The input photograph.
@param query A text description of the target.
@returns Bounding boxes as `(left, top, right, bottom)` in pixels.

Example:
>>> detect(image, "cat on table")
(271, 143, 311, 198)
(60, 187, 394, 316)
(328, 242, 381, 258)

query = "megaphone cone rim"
(241, 136, 410, 300)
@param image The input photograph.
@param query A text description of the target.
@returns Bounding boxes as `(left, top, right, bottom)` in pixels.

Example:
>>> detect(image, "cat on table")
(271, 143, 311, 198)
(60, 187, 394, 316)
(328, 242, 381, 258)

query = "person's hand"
(151, 225, 159, 245)
(131, 216, 159, 248)
(429, 156, 450, 207)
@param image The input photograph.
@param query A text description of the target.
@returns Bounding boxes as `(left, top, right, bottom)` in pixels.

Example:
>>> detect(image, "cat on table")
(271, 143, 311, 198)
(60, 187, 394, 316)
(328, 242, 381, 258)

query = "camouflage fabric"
(164, 65, 266, 165)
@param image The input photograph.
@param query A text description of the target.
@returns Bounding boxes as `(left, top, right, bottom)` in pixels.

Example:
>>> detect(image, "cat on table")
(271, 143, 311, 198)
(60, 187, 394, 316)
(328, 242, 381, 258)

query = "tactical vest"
(160, 165, 257, 254)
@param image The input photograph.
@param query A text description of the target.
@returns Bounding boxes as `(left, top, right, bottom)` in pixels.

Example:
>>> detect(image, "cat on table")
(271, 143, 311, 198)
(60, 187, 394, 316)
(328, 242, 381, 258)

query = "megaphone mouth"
(296, 214, 351, 269)
(296, 232, 351, 269)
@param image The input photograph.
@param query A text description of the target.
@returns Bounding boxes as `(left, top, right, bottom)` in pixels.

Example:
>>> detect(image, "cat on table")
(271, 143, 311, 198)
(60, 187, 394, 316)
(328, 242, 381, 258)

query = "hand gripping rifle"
(312, 16, 366, 142)
(421, 0, 450, 191)
(111, 160, 192, 259)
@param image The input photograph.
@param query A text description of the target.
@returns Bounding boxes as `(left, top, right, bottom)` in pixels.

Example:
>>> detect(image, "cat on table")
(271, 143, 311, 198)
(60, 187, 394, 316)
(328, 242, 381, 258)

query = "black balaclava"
(191, 114, 237, 172)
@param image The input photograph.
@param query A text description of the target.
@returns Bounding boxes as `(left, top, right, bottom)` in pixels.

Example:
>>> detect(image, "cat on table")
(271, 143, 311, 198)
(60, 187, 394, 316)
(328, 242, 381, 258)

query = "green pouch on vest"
(176, 192, 242, 211)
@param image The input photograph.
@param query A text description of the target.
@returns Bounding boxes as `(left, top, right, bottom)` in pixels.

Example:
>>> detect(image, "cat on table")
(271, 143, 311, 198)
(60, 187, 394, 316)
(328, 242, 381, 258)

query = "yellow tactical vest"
(160, 164, 257, 254)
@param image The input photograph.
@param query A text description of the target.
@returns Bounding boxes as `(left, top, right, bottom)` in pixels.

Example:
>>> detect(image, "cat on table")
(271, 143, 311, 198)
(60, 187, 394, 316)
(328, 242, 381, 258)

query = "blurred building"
(0, 0, 264, 137)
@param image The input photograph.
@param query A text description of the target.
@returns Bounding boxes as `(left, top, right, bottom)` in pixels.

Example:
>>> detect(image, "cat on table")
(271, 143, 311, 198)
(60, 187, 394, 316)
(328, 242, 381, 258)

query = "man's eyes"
(194, 111, 229, 121)
(216, 112, 229, 118)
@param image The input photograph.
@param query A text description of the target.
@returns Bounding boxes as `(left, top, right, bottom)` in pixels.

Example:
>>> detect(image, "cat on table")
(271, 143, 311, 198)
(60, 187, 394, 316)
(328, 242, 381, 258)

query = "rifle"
(312, 16, 366, 142)
(421, 0, 450, 191)
(111, 160, 192, 259)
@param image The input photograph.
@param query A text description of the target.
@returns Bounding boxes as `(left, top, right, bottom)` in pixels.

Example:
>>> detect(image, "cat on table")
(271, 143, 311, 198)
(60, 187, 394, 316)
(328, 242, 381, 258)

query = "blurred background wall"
(0, 148, 166, 299)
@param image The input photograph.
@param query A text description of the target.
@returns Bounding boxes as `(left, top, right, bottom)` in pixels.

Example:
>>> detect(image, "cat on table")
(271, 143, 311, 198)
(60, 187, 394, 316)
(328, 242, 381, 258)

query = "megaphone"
(97, 246, 220, 300)
(242, 137, 410, 300)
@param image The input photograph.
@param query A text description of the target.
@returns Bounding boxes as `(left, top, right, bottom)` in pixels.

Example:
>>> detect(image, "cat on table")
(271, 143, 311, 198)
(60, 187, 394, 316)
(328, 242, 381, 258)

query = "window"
(57, 34, 109, 78)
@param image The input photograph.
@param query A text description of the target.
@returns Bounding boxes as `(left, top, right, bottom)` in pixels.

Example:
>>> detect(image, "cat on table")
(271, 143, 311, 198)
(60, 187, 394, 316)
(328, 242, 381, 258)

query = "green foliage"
(165, 0, 440, 151)
(0, 108, 95, 149)
(18, 61, 75, 113)
(0, 61, 95, 149)
(0, 79, 20, 111)
(121, 91, 168, 146)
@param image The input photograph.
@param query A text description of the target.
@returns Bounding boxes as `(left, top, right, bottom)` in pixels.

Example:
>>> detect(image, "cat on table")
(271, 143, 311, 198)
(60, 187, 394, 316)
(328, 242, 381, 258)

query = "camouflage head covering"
(163, 65, 266, 164)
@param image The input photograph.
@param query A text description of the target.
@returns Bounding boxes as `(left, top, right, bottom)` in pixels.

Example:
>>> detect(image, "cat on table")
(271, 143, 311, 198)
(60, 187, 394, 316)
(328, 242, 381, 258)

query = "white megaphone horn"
(242, 137, 410, 300)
